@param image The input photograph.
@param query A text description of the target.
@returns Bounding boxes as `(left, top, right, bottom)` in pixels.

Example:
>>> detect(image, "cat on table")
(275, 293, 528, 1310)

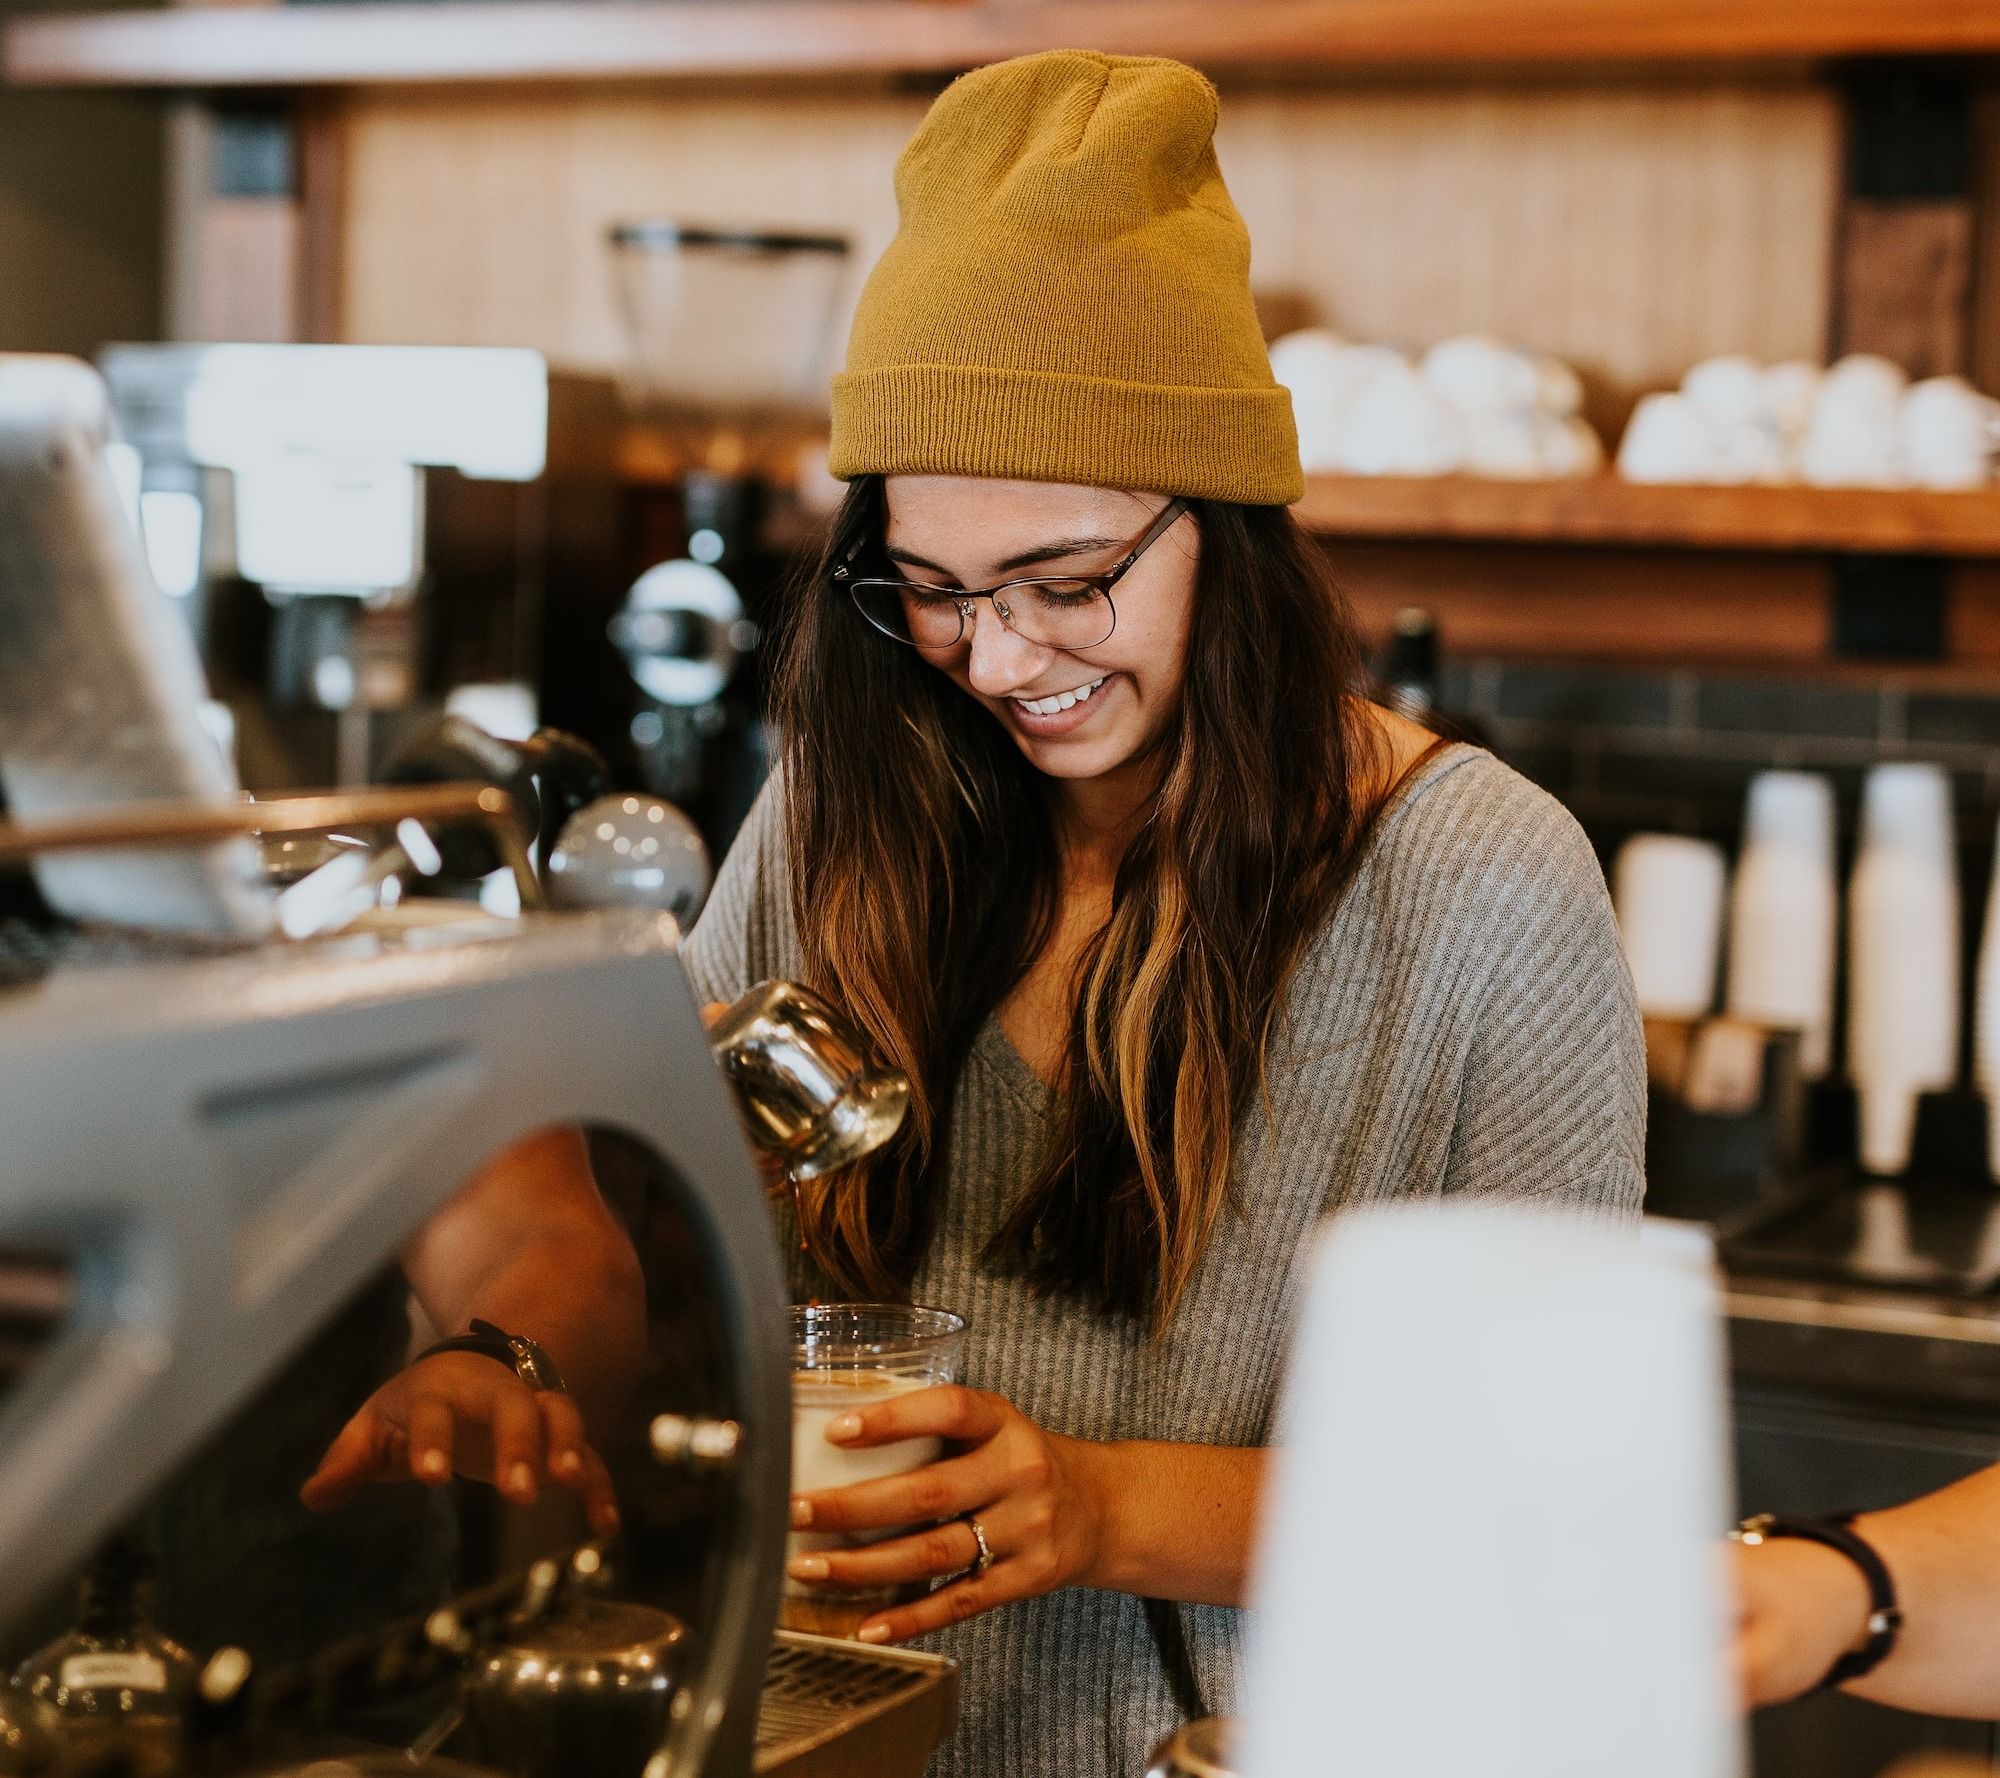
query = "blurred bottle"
(12, 1537, 195, 1778)
(1376, 608, 1490, 748)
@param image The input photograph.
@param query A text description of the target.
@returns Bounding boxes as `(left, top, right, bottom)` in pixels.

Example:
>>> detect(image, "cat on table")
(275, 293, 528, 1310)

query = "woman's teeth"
(1016, 676, 1106, 717)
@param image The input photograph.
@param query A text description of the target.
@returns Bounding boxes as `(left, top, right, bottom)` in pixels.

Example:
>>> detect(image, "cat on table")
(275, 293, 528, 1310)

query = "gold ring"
(962, 1513, 994, 1577)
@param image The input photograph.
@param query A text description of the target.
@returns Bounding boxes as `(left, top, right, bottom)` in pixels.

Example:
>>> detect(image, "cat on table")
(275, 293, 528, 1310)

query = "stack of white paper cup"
(1613, 834, 1729, 1021)
(1847, 763, 1961, 1176)
(1242, 1207, 1740, 1778)
(1975, 818, 2000, 1183)
(1725, 771, 1838, 1076)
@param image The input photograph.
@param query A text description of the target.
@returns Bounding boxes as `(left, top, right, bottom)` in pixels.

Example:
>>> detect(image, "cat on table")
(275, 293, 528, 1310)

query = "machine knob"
(546, 795, 712, 926)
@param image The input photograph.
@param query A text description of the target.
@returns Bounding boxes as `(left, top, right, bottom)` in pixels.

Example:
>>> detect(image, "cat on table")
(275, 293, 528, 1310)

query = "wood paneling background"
(1221, 81, 1839, 427)
(337, 82, 923, 375)
(335, 75, 1841, 425)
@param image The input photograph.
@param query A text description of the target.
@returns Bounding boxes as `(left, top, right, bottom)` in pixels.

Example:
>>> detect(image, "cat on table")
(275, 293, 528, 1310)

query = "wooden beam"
(295, 97, 345, 341)
(9, 0, 2000, 93)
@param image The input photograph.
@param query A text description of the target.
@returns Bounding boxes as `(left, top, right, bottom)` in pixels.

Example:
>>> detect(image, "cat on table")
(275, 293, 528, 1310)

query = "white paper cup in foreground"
(1242, 1206, 1740, 1778)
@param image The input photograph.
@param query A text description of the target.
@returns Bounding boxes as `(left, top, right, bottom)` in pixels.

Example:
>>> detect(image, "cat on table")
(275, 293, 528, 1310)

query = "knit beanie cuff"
(828, 362, 1306, 506)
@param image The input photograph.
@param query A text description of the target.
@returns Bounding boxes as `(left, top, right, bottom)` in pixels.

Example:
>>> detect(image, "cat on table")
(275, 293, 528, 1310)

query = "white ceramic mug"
(1681, 355, 1768, 435)
(1334, 357, 1466, 477)
(1617, 392, 1716, 485)
(1801, 354, 1909, 489)
(1902, 375, 1999, 491)
(1420, 334, 1542, 415)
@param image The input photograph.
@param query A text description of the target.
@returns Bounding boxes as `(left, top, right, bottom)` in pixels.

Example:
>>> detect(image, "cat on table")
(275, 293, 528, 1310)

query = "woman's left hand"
(786, 1385, 1113, 1644)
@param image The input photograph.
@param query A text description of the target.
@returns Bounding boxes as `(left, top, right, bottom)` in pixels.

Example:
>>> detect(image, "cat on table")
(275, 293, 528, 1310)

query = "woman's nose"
(962, 602, 1052, 695)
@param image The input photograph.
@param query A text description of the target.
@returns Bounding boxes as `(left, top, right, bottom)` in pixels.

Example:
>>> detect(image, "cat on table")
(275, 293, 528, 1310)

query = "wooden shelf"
(10, 0, 2000, 92)
(1293, 474, 2000, 557)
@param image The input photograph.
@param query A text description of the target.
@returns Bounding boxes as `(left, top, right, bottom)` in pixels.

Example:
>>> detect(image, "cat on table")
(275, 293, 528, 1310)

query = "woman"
(684, 48, 1645, 1778)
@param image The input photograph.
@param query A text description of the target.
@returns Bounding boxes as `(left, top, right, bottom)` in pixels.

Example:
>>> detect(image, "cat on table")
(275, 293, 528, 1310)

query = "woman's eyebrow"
(883, 535, 1124, 578)
(993, 535, 1123, 573)
(883, 543, 954, 575)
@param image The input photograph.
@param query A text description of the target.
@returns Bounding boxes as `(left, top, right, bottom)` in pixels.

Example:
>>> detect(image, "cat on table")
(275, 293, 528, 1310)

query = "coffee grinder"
(603, 224, 850, 849)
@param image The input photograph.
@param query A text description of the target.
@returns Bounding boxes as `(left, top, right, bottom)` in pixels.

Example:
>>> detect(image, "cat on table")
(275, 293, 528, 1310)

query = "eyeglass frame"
(834, 495, 1193, 651)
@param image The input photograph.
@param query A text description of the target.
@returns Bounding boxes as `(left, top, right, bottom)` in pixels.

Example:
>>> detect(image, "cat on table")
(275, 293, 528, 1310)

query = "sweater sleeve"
(679, 773, 797, 1011)
(1440, 774, 1647, 1220)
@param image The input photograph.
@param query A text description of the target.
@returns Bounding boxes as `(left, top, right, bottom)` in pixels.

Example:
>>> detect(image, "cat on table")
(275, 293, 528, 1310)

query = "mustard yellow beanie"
(827, 50, 1303, 506)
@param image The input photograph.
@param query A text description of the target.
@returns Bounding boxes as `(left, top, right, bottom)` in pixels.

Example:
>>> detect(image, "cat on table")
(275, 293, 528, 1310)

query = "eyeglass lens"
(851, 579, 1115, 651)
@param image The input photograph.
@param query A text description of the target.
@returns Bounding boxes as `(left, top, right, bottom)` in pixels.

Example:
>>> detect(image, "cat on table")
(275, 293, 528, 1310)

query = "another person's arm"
(1738, 1464, 2000, 1716)
(301, 1126, 645, 1531)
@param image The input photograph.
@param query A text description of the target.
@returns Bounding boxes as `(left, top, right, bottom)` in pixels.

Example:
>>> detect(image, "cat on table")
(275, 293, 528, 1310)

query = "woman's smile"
(1006, 673, 1113, 736)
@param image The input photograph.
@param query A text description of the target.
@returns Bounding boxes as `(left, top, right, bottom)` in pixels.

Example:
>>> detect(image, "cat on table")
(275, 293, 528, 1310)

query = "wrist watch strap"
(420, 1318, 567, 1393)
(1733, 1512, 1902, 1691)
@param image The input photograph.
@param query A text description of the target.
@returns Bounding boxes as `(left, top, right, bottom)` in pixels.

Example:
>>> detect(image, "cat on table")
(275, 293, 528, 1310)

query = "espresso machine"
(0, 352, 953, 1778)
(600, 224, 851, 849)
(0, 834, 961, 1778)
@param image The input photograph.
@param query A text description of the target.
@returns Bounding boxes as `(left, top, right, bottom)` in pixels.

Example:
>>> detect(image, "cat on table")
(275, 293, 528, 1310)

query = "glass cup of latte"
(785, 1302, 968, 1637)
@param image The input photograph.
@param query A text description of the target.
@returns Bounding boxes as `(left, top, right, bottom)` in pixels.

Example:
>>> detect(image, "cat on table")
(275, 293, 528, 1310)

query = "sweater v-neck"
(967, 741, 1473, 1116)
(972, 1013, 1056, 1113)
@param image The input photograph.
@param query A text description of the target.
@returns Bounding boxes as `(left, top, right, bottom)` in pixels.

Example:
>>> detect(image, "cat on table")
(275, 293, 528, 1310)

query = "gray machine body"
(0, 906, 788, 1774)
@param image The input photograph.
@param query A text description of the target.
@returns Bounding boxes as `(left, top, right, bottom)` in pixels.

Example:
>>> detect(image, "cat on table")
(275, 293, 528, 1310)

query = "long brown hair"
(773, 477, 1385, 1332)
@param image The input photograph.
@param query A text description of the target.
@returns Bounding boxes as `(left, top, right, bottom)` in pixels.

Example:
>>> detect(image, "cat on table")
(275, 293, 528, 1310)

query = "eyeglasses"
(836, 497, 1191, 652)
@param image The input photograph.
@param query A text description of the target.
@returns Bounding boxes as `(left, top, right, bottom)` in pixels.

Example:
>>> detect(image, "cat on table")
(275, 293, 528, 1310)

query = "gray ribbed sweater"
(682, 743, 1645, 1778)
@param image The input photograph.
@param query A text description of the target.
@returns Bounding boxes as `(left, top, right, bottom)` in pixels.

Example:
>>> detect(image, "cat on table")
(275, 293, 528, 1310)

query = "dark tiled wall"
(1439, 660, 2000, 881)
(1434, 660, 2000, 1186)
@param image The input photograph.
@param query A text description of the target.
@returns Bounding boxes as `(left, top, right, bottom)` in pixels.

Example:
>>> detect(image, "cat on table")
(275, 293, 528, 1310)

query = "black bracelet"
(1732, 1512, 1903, 1692)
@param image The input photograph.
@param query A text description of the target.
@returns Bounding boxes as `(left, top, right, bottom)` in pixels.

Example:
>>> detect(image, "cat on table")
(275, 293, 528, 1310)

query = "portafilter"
(456, 1597, 687, 1778)
(707, 980, 909, 1180)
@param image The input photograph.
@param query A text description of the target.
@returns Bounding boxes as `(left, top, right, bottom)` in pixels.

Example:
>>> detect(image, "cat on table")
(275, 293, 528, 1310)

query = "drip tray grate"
(755, 1630, 957, 1778)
